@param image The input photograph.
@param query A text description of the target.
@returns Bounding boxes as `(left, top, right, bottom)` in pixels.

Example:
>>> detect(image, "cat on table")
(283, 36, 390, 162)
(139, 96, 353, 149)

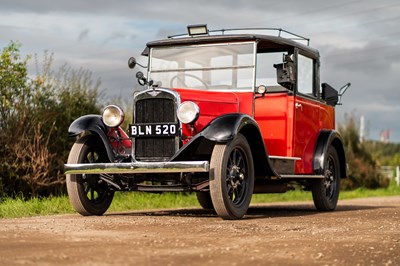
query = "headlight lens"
(102, 105, 125, 127)
(177, 101, 200, 124)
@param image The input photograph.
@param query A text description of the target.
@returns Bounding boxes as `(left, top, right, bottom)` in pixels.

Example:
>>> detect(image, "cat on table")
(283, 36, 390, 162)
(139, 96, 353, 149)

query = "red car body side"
(175, 88, 335, 175)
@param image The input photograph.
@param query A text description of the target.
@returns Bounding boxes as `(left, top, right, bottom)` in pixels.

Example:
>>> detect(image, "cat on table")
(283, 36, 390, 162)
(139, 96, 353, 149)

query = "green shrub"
(338, 114, 389, 190)
(0, 42, 101, 198)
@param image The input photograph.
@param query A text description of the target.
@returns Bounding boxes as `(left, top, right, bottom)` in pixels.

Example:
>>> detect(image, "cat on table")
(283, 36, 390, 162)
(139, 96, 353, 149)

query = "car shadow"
(106, 202, 386, 220)
(244, 203, 384, 220)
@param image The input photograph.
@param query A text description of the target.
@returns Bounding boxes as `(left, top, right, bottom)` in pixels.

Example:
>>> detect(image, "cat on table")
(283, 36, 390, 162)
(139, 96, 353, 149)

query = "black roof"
(143, 34, 319, 59)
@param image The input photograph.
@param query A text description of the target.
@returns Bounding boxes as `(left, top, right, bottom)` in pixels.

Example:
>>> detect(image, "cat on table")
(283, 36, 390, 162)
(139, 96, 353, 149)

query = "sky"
(1, 0, 399, 142)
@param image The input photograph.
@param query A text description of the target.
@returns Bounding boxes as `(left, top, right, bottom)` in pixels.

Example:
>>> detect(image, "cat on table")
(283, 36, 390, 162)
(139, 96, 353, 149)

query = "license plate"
(129, 123, 179, 137)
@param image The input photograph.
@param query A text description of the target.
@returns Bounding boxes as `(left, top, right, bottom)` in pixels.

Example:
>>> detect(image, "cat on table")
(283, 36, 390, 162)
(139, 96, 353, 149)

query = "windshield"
(149, 42, 256, 91)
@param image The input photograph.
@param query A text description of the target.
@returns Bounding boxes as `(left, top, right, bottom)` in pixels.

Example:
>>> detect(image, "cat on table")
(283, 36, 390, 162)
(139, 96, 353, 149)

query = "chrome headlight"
(177, 101, 200, 124)
(102, 105, 125, 127)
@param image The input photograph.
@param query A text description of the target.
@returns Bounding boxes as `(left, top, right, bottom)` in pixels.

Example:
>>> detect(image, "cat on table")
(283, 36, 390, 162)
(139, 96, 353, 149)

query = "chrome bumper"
(64, 161, 210, 175)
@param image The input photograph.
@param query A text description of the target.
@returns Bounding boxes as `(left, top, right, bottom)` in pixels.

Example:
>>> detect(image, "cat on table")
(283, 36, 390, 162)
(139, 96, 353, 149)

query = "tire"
(209, 133, 254, 220)
(312, 146, 340, 211)
(196, 191, 214, 210)
(66, 135, 114, 216)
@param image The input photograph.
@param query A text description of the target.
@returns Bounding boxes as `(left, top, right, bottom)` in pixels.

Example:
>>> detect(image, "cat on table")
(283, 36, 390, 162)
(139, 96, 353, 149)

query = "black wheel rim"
(225, 147, 248, 205)
(324, 154, 337, 200)
(80, 148, 110, 204)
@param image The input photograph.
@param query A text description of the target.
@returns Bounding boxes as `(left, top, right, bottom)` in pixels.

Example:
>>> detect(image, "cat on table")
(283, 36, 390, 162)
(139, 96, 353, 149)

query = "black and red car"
(65, 25, 350, 219)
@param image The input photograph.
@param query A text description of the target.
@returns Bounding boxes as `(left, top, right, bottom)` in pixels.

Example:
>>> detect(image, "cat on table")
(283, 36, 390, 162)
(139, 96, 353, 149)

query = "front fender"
(171, 113, 250, 161)
(68, 115, 115, 162)
(313, 130, 347, 178)
(199, 113, 256, 142)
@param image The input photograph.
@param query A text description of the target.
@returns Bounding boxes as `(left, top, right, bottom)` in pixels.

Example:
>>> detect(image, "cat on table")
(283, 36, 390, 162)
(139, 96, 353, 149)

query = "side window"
(297, 54, 314, 96)
(256, 52, 286, 91)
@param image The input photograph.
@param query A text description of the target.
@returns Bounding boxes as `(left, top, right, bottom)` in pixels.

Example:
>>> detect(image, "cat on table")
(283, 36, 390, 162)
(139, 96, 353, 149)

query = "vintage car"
(65, 25, 350, 220)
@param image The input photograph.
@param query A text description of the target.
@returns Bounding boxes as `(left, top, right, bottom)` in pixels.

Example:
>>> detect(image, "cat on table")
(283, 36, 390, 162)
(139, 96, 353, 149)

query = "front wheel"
(209, 134, 254, 220)
(312, 146, 340, 211)
(66, 135, 114, 216)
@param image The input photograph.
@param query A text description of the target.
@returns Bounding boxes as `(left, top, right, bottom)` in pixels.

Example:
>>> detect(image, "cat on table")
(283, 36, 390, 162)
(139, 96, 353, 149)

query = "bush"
(0, 42, 101, 197)
(338, 114, 389, 190)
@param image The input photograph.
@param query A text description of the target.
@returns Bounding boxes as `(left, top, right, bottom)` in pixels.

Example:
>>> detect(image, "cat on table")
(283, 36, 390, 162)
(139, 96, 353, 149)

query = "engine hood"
(173, 88, 254, 130)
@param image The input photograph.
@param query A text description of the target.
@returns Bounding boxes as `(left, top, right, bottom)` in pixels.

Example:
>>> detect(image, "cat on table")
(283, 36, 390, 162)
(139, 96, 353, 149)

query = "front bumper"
(64, 161, 210, 175)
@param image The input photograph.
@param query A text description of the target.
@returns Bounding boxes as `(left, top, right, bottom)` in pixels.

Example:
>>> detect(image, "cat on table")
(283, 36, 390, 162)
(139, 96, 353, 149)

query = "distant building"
(359, 115, 364, 143)
(380, 129, 390, 144)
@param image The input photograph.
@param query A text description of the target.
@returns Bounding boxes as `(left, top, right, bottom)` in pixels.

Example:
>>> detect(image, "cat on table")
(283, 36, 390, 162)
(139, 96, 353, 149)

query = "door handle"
(295, 103, 303, 110)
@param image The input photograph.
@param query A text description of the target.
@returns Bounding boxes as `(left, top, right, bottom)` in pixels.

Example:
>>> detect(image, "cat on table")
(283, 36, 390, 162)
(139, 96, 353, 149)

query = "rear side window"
(297, 54, 314, 96)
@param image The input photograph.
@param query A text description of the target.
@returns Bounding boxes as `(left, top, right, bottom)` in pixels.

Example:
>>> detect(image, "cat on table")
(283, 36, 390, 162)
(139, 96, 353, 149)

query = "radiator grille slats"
(135, 137, 175, 160)
(135, 98, 175, 123)
(134, 96, 177, 161)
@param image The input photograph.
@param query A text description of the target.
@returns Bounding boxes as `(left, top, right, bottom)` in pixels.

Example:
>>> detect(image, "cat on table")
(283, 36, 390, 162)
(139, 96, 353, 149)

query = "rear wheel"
(196, 191, 214, 210)
(312, 146, 340, 211)
(209, 134, 254, 220)
(66, 135, 114, 216)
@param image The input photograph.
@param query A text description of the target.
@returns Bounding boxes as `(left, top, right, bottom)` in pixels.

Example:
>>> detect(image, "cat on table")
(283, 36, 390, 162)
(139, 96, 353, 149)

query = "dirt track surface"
(1, 197, 399, 265)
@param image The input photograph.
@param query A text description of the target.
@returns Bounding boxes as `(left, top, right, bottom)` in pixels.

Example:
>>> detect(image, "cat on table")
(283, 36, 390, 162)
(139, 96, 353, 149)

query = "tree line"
(0, 42, 395, 199)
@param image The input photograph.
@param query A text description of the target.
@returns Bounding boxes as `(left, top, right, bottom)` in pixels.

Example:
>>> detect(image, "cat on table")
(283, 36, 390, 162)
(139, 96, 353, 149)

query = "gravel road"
(0, 196, 399, 265)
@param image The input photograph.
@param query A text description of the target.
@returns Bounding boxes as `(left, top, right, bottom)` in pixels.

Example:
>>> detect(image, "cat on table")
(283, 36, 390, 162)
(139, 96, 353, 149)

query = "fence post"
(396, 166, 400, 186)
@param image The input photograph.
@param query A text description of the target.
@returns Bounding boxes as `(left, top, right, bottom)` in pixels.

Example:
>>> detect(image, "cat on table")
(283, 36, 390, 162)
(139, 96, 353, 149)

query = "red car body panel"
(108, 127, 132, 153)
(293, 96, 335, 173)
(174, 88, 254, 138)
(255, 93, 295, 158)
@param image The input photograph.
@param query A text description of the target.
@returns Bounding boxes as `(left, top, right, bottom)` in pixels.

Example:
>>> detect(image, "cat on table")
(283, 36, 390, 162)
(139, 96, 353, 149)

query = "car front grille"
(133, 90, 179, 161)
(135, 98, 176, 123)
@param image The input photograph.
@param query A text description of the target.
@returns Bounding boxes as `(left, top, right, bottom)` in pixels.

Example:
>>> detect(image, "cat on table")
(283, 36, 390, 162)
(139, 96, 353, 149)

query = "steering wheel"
(170, 73, 209, 90)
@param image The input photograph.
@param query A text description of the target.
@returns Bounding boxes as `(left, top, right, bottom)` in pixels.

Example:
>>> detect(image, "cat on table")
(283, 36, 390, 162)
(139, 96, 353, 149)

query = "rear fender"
(313, 130, 347, 178)
(68, 115, 115, 162)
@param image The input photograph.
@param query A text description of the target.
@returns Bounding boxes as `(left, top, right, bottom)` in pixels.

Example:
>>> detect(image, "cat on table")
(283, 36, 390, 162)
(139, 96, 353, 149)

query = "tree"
(0, 42, 31, 196)
(0, 42, 101, 197)
(0, 42, 31, 128)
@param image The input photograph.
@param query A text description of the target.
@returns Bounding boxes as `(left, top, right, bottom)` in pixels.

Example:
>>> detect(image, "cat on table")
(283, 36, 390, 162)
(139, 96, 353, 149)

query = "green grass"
(109, 192, 199, 212)
(338, 181, 400, 199)
(1, 182, 399, 218)
(252, 190, 312, 204)
(0, 195, 74, 218)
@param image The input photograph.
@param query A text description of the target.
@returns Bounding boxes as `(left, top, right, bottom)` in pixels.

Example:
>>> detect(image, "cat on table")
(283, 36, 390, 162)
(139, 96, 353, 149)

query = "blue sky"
(1, 0, 399, 142)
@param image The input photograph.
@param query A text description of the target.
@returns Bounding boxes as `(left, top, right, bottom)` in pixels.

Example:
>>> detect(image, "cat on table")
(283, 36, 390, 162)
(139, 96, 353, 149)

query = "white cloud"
(1, 0, 400, 142)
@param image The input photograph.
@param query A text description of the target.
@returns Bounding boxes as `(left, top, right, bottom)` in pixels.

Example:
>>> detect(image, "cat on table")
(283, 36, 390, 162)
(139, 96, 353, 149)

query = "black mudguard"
(172, 113, 279, 178)
(313, 130, 347, 178)
(68, 115, 115, 162)
(198, 113, 255, 142)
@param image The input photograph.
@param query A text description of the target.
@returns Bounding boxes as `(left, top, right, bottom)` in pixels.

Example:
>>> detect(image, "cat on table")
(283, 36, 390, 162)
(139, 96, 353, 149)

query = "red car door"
(293, 53, 320, 174)
(293, 96, 320, 173)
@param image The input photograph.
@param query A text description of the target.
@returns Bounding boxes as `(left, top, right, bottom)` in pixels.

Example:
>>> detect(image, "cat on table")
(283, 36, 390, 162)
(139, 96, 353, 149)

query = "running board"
(269, 156, 324, 179)
(269, 156, 301, 161)
(269, 156, 301, 175)
(279, 174, 324, 179)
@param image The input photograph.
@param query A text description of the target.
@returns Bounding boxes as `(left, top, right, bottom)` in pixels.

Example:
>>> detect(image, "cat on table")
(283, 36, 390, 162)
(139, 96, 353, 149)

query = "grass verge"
(1, 181, 399, 218)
